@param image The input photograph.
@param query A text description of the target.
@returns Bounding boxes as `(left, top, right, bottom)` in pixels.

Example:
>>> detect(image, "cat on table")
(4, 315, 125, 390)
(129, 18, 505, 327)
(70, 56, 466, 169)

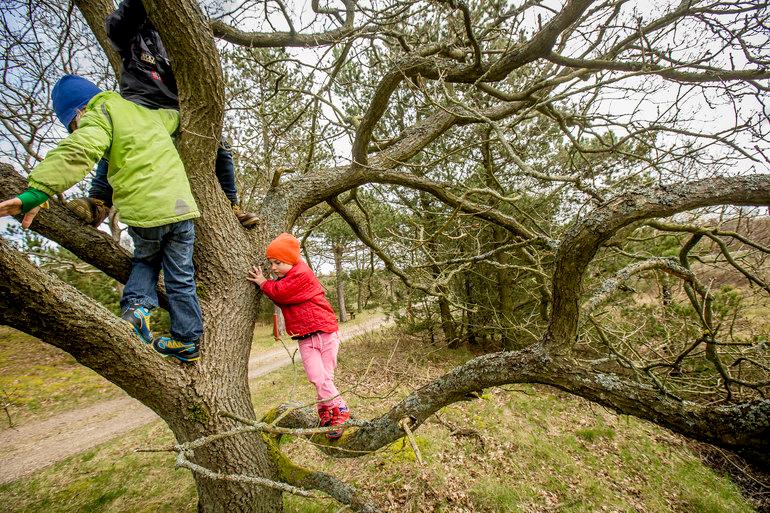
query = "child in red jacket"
(247, 233, 350, 438)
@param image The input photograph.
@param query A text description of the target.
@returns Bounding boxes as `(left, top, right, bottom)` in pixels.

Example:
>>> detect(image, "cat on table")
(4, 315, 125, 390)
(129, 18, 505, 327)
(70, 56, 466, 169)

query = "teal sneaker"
(121, 305, 153, 344)
(153, 337, 200, 363)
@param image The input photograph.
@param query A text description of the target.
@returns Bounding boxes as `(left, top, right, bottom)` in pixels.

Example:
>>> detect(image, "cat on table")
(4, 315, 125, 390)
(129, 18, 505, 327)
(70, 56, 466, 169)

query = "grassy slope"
(0, 326, 756, 513)
(0, 327, 124, 428)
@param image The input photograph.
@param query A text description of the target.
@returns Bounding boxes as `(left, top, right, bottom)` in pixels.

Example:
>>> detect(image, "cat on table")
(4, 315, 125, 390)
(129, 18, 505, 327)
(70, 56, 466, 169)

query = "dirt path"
(0, 315, 391, 485)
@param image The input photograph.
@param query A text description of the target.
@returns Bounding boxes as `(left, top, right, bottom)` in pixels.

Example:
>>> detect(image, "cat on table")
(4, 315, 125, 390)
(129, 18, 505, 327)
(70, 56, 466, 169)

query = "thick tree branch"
(0, 237, 182, 415)
(0, 163, 132, 284)
(210, 2, 368, 49)
(554, 361, 770, 468)
(272, 343, 769, 468)
(274, 345, 553, 457)
(549, 174, 770, 352)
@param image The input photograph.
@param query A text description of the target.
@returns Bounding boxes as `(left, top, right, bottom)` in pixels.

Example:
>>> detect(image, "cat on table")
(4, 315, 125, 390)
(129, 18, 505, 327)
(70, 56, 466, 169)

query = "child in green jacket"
(0, 74, 202, 362)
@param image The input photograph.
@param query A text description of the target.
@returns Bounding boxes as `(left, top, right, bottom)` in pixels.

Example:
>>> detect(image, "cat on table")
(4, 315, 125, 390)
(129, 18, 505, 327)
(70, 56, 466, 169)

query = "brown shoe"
(67, 197, 110, 227)
(232, 204, 259, 229)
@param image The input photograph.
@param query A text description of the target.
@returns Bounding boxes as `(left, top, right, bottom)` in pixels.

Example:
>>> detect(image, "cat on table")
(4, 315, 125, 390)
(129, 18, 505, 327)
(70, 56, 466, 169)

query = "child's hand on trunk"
(247, 265, 267, 286)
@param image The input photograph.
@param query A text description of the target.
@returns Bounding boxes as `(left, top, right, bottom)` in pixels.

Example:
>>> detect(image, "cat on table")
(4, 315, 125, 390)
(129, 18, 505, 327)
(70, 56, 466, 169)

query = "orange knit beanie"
(265, 232, 301, 264)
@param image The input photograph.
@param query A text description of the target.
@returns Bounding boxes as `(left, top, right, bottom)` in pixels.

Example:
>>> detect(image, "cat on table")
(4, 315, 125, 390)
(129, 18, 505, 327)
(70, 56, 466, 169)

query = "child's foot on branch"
(232, 204, 259, 229)
(121, 304, 153, 344)
(326, 405, 350, 439)
(317, 405, 332, 427)
(153, 337, 200, 363)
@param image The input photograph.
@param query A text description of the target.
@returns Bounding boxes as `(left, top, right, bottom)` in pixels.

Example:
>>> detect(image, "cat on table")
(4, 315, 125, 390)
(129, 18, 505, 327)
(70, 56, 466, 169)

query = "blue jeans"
(120, 219, 203, 343)
(90, 139, 239, 205)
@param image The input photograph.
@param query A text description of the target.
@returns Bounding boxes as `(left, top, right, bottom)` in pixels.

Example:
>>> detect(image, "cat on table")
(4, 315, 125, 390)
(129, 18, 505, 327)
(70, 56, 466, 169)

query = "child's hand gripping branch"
(1, 147, 58, 229)
(0, 198, 35, 229)
(247, 233, 351, 439)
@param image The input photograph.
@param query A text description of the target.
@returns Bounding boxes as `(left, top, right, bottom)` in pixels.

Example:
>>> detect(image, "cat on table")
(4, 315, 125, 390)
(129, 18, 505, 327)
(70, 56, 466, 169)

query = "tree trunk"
(356, 273, 364, 314)
(661, 274, 673, 307)
(417, 192, 457, 346)
(174, 406, 283, 513)
(274, 305, 286, 336)
(494, 226, 516, 350)
(334, 243, 349, 322)
(481, 129, 517, 350)
(463, 274, 478, 347)
(439, 297, 459, 348)
(355, 247, 364, 313)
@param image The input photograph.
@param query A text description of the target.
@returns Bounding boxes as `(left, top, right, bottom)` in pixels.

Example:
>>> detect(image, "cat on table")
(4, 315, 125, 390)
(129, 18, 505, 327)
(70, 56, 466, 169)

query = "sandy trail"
(0, 316, 390, 485)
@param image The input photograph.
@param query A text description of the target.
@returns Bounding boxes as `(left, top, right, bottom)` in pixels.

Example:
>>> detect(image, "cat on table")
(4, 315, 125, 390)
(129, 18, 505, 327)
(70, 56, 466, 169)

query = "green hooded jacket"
(27, 90, 199, 228)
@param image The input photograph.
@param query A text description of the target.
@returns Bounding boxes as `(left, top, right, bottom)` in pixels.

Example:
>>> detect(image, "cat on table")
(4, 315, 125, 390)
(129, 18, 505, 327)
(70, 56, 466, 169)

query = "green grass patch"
(0, 422, 196, 513)
(574, 424, 616, 443)
(0, 327, 123, 430)
(0, 324, 757, 513)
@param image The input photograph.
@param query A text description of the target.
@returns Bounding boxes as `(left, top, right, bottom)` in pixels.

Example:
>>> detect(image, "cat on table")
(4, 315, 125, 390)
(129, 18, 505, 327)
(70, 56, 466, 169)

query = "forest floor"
(0, 313, 391, 486)
(0, 320, 767, 512)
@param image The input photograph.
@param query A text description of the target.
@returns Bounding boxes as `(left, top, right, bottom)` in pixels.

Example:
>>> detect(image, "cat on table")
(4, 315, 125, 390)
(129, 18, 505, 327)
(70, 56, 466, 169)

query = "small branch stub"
(400, 416, 423, 465)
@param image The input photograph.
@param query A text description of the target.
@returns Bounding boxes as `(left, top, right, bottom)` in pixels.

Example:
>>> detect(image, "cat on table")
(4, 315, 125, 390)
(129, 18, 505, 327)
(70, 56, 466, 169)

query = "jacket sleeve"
(260, 270, 321, 305)
(27, 108, 112, 197)
(105, 0, 147, 52)
(17, 188, 50, 213)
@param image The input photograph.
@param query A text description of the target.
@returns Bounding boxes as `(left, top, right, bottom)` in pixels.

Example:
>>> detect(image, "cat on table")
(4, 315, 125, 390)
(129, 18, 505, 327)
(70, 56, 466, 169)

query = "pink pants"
(298, 331, 346, 408)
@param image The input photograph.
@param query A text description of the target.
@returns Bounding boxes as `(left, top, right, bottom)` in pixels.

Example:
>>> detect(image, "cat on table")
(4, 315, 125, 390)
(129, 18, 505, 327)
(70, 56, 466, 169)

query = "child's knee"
(302, 361, 325, 384)
(306, 371, 327, 388)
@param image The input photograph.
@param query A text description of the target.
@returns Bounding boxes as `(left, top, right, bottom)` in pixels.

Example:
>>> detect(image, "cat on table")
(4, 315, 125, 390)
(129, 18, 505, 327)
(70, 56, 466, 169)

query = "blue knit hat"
(51, 74, 102, 131)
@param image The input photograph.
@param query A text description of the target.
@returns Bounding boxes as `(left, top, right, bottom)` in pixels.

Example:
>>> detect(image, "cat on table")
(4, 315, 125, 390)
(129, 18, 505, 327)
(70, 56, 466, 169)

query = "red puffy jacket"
(259, 260, 339, 337)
